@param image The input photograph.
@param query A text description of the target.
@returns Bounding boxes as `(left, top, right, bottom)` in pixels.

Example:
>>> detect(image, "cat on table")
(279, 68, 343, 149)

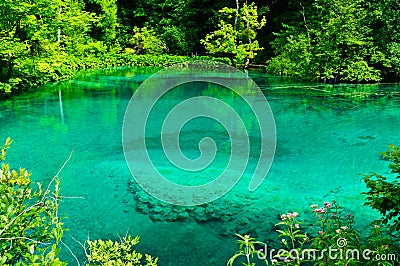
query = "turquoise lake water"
(0, 67, 399, 265)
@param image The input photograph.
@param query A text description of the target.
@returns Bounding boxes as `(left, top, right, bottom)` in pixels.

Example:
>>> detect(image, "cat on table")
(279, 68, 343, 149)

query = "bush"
(85, 235, 158, 266)
(0, 138, 158, 265)
(0, 138, 65, 265)
(1, 51, 231, 97)
(363, 144, 400, 232)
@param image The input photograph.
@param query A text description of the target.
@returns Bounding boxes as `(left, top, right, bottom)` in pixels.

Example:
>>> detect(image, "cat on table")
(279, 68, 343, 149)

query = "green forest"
(1, 0, 399, 96)
(1, 1, 400, 265)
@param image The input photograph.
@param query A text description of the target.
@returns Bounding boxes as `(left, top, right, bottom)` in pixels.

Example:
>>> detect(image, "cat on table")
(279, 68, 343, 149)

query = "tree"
(127, 27, 167, 55)
(57, 0, 99, 55)
(268, 0, 387, 82)
(116, 0, 197, 55)
(201, 2, 266, 68)
(0, 0, 99, 94)
(366, 0, 400, 80)
(84, 0, 118, 47)
(0, 0, 56, 83)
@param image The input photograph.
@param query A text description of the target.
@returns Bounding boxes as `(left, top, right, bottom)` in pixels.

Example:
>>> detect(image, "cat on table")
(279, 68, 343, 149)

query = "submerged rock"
(128, 179, 278, 238)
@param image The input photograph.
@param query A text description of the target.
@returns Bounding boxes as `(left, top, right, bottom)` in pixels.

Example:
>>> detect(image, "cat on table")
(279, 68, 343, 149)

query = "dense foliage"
(0, 138, 157, 265)
(0, 138, 65, 265)
(363, 144, 400, 232)
(0, 0, 228, 96)
(2, 1, 399, 264)
(116, 0, 400, 82)
(201, 2, 266, 68)
(85, 235, 158, 265)
(267, 0, 396, 82)
(1, 0, 399, 96)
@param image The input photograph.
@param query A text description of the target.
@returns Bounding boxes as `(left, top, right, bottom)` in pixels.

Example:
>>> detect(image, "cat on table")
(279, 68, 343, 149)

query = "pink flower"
(314, 207, 326, 214)
(319, 231, 324, 235)
(283, 212, 299, 219)
(295, 224, 300, 229)
(324, 202, 332, 209)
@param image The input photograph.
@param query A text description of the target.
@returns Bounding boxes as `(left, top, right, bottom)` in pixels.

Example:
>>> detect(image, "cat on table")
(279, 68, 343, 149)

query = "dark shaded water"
(0, 67, 399, 265)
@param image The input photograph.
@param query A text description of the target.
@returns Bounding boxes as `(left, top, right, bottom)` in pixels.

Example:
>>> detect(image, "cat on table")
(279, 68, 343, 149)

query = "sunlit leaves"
(86, 235, 158, 265)
(0, 0, 99, 94)
(0, 138, 65, 265)
(128, 27, 167, 55)
(201, 2, 266, 67)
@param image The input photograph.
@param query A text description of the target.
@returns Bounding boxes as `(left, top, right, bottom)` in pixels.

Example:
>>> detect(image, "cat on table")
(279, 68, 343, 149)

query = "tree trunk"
(234, 0, 239, 30)
(57, 7, 62, 42)
(244, 57, 250, 69)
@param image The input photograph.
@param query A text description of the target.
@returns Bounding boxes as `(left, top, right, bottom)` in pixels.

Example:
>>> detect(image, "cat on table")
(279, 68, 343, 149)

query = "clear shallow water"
(1, 67, 400, 265)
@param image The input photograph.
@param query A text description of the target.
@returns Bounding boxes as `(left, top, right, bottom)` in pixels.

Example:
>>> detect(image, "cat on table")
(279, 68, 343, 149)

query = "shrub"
(0, 137, 65, 265)
(363, 144, 400, 232)
(0, 138, 158, 265)
(85, 235, 158, 266)
(1, 52, 231, 97)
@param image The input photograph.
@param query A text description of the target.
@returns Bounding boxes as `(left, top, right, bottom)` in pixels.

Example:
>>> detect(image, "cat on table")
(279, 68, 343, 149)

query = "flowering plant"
(274, 211, 309, 265)
(229, 201, 398, 266)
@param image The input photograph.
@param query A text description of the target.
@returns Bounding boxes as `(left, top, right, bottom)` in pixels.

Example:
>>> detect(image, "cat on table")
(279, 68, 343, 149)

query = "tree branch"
(41, 147, 74, 202)
(300, 3, 311, 40)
